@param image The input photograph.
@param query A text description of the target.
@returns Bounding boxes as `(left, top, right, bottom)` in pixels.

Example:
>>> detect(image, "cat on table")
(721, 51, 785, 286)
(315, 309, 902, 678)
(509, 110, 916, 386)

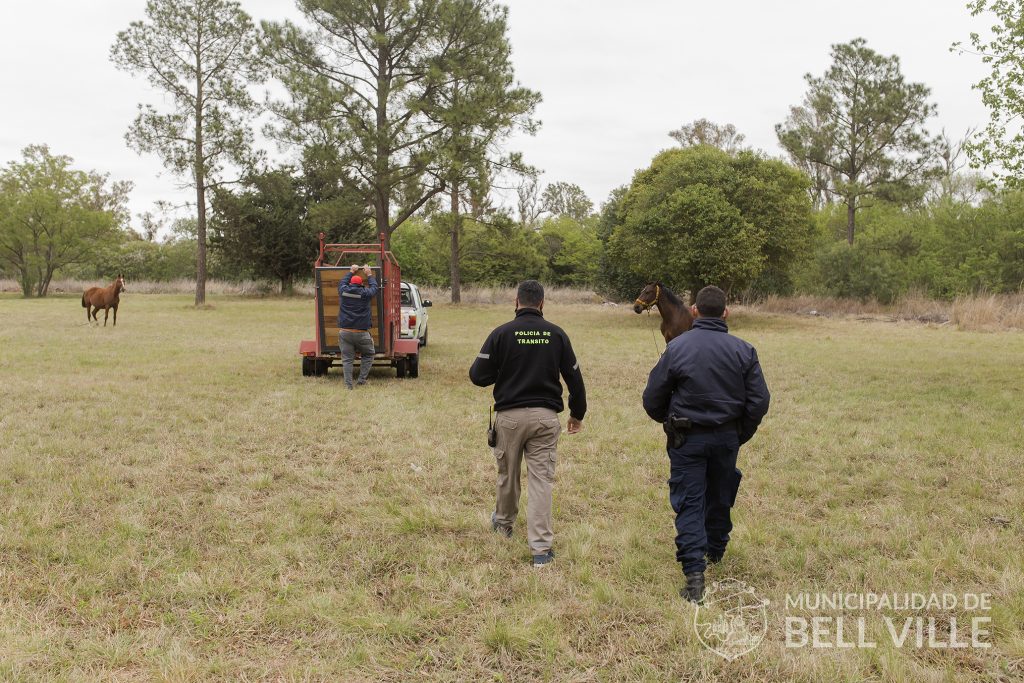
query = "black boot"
(681, 571, 705, 604)
(706, 551, 724, 566)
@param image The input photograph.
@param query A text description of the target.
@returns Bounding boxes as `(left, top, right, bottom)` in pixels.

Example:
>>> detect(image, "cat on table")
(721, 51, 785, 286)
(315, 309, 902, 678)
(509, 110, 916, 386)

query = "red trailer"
(298, 232, 421, 378)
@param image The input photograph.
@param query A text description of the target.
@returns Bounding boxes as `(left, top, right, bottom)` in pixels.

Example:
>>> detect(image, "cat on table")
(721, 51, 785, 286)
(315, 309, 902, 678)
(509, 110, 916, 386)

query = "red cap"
(351, 275, 363, 285)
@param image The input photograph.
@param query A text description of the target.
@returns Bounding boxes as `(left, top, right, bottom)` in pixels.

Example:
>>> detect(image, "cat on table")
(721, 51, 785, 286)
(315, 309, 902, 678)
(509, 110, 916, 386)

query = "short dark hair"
(695, 286, 727, 317)
(517, 280, 545, 308)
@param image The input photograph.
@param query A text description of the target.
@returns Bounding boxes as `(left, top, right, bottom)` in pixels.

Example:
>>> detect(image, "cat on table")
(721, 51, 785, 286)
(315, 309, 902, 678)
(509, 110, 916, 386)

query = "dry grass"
(0, 293, 1022, 680)
(0, 277, 308, 297)
(13, 277, 1022, 332)
(952, 293, 1024, 331)
(419, 285, 606, 306)
(755, 292, 1024, 331)
(0, 279, 608, 304)
(754, 292, 947, 321)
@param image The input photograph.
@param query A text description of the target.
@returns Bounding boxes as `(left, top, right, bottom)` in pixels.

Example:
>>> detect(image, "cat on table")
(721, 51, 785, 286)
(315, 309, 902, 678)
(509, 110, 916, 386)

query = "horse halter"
(634, 284, 661, 311)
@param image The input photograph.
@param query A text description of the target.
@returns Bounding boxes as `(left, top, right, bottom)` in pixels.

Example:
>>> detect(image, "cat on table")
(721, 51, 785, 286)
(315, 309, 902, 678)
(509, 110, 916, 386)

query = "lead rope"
(647, 307, 663, 356)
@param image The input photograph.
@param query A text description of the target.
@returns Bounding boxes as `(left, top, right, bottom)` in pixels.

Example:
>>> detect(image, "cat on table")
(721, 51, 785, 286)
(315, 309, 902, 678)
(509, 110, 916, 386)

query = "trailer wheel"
(314, 359, 330, 376)
(396, 358, 407, 378)
(408, 354, 419, 378)
(302, 357, 315, 376)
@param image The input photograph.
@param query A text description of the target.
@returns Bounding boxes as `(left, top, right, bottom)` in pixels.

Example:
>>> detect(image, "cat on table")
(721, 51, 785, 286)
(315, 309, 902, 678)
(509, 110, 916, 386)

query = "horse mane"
(657, 283, 685, 309)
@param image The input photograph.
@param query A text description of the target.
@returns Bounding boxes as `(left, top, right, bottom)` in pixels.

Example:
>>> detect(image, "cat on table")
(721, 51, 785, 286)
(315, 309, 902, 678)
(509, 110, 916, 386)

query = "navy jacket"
(642, 317, 770, 444)
(337, 272, 379, 330)
(470, 308, 587, 420)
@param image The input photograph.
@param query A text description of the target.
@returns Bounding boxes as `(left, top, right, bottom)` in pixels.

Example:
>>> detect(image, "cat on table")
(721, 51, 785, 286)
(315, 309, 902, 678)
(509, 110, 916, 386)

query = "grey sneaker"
(491, 512, 512, 538)
(532, 550, 555, 568)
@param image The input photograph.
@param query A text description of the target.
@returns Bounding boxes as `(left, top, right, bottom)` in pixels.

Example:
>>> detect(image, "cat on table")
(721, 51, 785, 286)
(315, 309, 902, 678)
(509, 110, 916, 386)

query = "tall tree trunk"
(40, 243, 53, 297)
(40, 266, 54, 297)
(195, 180, 207, 305)
(33, 237, 43, 297)
(688, 283, 700, 305)
(194, 41, 207, 306)
(846, 199, 856, 245)
(281, 273, 293, 295)
(450, 181, 461, 304)
(374, 2, 391, 247)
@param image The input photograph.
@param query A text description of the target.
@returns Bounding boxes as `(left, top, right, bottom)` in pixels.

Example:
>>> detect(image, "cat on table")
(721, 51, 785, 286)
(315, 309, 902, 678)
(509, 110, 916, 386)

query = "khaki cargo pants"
(492, 407, 562, 553)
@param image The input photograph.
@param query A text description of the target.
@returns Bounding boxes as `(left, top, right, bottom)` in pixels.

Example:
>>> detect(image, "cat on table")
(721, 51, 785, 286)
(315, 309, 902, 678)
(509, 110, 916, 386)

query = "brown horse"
(82, 274, 126, 326)
(633, 282, 693, 343)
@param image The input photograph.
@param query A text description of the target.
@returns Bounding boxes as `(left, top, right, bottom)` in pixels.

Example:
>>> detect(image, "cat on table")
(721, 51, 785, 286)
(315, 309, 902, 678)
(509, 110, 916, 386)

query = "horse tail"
(82, 291, 89, 307)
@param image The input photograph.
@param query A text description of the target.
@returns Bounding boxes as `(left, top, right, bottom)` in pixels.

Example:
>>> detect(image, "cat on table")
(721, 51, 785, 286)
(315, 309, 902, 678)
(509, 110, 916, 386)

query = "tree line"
(3, 0, 1024, 304)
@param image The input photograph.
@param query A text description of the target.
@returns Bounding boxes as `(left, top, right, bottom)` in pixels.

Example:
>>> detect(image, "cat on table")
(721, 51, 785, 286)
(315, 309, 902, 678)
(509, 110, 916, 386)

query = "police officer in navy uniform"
(642, 285, 770, 603)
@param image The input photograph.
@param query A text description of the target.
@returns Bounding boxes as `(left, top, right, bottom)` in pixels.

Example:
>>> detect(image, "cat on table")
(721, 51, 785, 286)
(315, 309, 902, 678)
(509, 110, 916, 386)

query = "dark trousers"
(667, 430, 741, 574)
(339, 330, 375, 386)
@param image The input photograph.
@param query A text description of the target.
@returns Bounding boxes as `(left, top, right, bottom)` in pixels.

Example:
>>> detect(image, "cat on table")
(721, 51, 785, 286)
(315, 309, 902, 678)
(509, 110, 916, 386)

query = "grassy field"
(0, 293, 1022, 682)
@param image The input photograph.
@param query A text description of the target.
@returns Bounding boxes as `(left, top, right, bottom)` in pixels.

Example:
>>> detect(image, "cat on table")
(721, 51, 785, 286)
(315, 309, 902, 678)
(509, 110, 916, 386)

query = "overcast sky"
(0, 1, 992, 234)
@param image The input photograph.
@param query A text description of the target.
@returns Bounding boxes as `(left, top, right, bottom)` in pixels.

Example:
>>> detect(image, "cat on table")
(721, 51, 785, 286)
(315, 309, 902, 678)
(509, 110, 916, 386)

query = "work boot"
(681, 571, 705, 604)
(490, 511, 512, 538)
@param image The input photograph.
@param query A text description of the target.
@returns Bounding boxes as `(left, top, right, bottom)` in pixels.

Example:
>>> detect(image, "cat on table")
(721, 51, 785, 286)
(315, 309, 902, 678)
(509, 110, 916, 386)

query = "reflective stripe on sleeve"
(477, 353, 490, 359)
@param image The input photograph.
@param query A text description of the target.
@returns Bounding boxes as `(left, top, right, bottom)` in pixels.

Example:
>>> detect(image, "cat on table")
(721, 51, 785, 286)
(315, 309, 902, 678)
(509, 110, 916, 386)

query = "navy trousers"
(667, 430, 742, 574)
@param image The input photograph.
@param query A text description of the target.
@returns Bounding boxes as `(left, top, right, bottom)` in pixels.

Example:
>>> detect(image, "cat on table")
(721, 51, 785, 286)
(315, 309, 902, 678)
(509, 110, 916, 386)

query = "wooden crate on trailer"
(315, 266, 385, 355)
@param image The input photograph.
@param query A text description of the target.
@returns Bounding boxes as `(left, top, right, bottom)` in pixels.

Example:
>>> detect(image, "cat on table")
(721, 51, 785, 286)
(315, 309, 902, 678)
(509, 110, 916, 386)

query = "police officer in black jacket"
(642, 285, 770, 603)
(470, 280, 586, 567)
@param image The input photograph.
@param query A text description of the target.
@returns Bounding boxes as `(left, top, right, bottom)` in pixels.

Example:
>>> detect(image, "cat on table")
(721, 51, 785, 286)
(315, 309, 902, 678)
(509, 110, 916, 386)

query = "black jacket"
(337, 272, 379, 330)
(642, 317, 770, 444)
(469, 308, 587, 420)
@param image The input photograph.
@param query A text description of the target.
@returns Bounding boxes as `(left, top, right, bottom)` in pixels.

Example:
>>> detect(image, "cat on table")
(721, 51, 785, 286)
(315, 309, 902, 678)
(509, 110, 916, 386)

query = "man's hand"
(350, 264, 359, 273)
(567, 417, 583, 434)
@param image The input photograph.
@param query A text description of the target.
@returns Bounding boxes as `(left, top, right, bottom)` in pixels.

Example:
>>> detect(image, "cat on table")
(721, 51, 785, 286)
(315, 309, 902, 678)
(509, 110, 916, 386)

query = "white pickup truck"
(400, 281, 431, 346)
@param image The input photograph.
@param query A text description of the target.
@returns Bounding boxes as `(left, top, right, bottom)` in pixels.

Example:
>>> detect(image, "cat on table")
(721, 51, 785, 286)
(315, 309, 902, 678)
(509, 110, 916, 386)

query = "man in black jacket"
(470, 280, 586, 567)
(642, 286, 770, 603)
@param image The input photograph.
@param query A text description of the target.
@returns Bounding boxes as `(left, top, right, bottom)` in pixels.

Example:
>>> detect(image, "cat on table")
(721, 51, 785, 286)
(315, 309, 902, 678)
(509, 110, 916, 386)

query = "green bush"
(815, 241, 906, 303)
(538, 215, 601, 286)
(391, 217, 450, 286)
(392, 214, 549, 288)
(602, 146, 813, 301)
(460, 216, 547, 286)
(794, 194, 1024, 301)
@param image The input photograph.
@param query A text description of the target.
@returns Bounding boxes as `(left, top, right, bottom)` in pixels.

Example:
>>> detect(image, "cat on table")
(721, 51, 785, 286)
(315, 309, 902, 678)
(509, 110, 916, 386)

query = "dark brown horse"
(82, 274, 126, 326)
(633, 282, 693, 342)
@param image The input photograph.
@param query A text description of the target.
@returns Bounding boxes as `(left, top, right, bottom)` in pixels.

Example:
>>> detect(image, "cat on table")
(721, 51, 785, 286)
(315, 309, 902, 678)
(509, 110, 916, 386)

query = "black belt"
(685, 421, 738, 435)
